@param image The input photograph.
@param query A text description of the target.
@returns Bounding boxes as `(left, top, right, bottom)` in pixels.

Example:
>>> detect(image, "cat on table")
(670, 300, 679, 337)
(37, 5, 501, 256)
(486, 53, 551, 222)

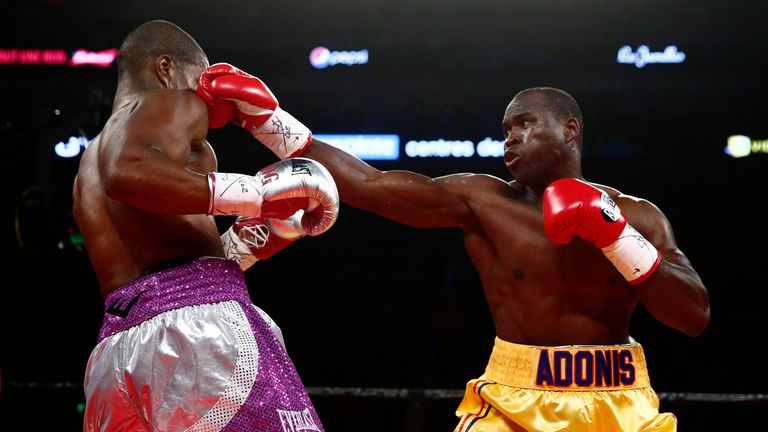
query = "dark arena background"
(2, 1, 767, 430)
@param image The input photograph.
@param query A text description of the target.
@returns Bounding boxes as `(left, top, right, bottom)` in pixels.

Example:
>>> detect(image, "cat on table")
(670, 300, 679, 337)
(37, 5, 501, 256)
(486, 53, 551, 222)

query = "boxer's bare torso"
(73, 87, 222, 298)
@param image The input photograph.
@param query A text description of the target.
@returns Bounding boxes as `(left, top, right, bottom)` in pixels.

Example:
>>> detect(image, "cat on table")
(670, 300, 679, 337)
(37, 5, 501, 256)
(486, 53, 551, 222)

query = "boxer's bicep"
(99, 92, 211, 213)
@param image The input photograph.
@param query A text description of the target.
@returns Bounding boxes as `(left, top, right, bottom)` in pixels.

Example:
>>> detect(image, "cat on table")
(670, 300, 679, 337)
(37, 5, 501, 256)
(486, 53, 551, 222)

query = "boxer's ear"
(155, 55, 174, 89)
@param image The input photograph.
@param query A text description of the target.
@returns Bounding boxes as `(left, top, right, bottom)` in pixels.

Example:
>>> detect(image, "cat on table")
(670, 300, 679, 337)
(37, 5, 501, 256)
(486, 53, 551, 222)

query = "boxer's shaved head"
(117, 20, 206, 79)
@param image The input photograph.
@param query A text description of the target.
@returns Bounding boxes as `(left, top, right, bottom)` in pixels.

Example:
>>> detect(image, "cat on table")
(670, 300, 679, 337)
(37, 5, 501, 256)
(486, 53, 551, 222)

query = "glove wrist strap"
(207, 172, 263, 216)
(246, 107, 312, 159)
(601, 224, 661, 285)
(221, 227, 259, 270)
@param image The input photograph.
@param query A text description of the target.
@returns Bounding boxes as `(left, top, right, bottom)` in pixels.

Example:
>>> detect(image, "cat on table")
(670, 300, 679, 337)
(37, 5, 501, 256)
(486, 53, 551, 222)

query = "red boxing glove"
(198, 63, 312, 159)
(543, 178, 626, 248)
(221, 213, 305, 270)
(197, 63, 237, 129)
(543, 178, 661, 284)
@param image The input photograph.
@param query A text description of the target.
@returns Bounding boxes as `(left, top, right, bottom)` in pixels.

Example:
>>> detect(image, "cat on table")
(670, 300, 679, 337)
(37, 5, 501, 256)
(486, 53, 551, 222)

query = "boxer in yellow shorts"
(196, 80, 710, 432)
(454, 337, 676, 432)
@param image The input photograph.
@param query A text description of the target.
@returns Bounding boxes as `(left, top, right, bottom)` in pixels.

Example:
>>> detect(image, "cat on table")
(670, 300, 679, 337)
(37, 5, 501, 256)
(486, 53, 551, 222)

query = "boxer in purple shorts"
(72, 20, 338, 431)
(85, 258, 322, 431)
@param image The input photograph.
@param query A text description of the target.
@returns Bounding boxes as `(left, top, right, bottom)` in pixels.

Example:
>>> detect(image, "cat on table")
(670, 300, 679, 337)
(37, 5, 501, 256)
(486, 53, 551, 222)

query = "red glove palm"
(221, 213, 305, 270)
(197, 63, 239, 128)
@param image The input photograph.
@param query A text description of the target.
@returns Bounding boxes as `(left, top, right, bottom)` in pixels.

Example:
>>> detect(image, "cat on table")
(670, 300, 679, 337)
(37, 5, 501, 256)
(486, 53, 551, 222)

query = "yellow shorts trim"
(485, 337, 651, 390)
(454, 338, 677, 432)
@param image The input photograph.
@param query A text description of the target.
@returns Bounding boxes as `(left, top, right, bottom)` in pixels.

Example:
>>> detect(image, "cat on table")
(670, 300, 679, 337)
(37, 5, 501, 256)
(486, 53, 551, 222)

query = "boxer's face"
(502, 93, 567, 185)
(175, 53, 209, 92)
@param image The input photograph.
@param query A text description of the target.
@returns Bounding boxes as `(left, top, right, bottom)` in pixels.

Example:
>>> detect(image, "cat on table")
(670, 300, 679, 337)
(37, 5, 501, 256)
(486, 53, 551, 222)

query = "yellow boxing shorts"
(454, 337, 677, 432)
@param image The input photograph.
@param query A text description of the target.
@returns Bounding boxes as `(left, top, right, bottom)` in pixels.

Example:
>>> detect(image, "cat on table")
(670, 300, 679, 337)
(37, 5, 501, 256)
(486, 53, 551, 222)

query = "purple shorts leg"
(84, 258, 323, 432)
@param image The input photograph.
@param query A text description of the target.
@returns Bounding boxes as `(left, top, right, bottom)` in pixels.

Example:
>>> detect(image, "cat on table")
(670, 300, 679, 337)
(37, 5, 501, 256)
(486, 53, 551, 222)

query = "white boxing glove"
(208, 158, 340, 237)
